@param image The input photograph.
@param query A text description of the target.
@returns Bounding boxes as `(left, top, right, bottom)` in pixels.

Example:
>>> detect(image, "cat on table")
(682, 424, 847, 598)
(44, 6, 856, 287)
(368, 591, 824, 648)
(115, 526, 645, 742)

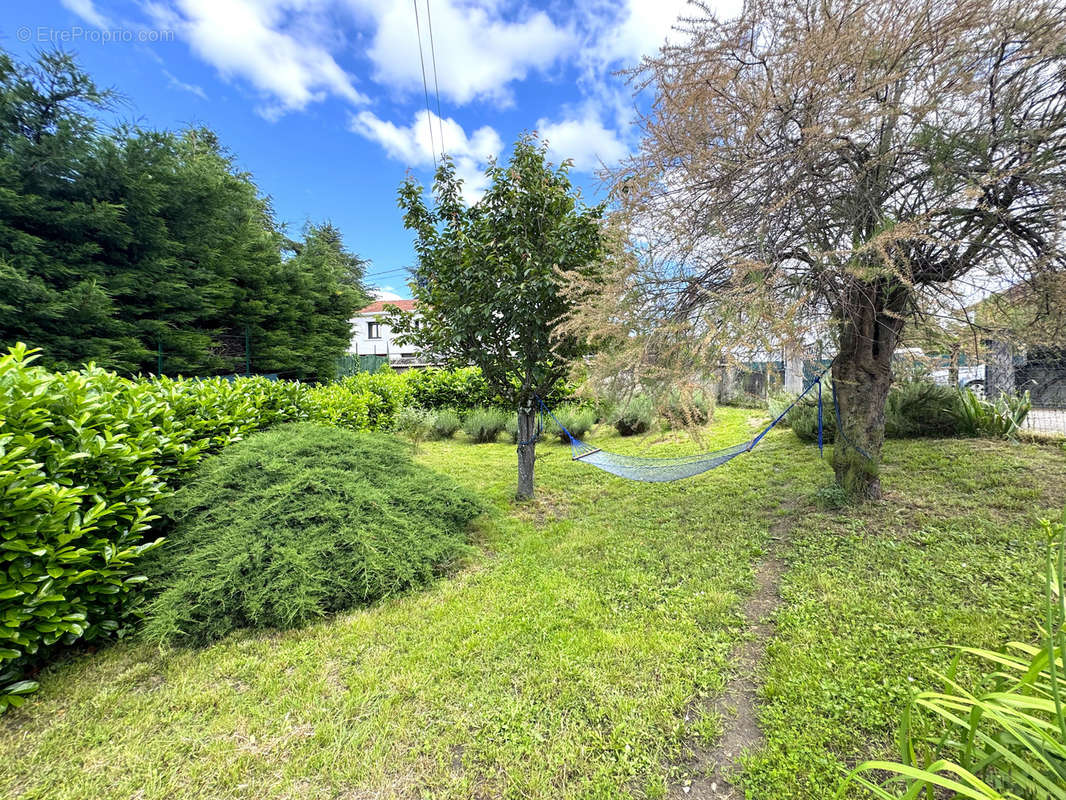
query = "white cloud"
(372, 288, 403, 301)
(60, 0, 111, 28)
(147, 0, 367, 117)
(349, 0, 575, 106)
(350, 109, 502, 202)
(581, 0, 743, 69)
(537, 109, 629, 172)
(163, 69, 208, 99)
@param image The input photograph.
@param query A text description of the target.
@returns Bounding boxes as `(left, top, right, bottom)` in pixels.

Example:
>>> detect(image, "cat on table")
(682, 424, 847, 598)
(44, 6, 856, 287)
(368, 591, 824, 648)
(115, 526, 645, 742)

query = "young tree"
(391, 135, 605, 499)
(572, 0, 1066, 498)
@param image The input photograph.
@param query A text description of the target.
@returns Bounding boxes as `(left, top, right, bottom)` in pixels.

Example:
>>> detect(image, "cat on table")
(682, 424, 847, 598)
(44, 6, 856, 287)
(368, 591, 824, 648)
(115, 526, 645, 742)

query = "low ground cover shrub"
(141, 424, 481, 646)
(463, 408, 510, 443)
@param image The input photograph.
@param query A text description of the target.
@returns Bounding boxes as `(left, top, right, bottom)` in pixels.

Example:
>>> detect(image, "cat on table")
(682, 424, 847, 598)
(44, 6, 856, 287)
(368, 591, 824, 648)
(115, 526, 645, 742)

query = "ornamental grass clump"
(462, 408, 509, 444)
(141, 424, 481, 646)
(547, 405, 597, 444)
(430, 408, 462, 440)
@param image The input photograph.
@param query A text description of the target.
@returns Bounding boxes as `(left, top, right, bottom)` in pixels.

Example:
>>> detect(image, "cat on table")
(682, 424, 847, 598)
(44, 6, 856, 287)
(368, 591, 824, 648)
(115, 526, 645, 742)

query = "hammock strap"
(818, 379, 824, 456)
(745, 364, 831, 451)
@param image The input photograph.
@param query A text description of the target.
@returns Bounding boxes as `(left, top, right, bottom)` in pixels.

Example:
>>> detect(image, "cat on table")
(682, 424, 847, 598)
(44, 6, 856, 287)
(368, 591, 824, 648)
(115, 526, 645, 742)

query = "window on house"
(367, 322, 381, 339)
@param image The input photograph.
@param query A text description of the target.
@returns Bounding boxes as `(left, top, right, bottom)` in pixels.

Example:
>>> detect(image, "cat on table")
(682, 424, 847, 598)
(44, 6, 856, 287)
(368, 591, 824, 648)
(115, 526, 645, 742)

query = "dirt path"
(670, 516, 793, 799)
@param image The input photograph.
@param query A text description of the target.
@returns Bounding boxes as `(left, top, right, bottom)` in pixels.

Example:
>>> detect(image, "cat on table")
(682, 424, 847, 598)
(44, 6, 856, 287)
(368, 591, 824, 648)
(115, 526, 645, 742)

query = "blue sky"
(2, 0, 739, 299)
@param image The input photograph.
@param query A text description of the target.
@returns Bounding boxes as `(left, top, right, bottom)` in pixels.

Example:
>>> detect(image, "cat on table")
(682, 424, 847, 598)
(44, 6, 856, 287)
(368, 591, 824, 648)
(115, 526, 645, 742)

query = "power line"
(425, 0, 446, 158)
(411, 0, 437, 169)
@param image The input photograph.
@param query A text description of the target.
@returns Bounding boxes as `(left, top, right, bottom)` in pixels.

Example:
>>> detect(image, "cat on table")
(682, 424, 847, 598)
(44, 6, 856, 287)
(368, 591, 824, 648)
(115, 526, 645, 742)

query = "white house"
(349, 299, 433, 369)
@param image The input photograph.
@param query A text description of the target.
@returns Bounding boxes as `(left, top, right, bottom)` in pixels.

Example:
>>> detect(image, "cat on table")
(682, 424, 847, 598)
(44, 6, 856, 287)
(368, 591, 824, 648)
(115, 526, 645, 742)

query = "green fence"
(335, 354, 389, 377)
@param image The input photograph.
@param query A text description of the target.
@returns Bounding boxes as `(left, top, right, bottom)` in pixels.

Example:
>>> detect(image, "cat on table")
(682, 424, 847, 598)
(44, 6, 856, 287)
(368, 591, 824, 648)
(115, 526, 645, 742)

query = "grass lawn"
(2, 407, 1064, 799)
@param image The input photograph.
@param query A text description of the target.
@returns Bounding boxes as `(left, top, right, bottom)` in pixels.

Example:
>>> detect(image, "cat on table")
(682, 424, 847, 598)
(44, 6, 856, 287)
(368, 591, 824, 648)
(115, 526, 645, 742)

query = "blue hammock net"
(569, 440, 752, 482)
(536, 365, 836, 483)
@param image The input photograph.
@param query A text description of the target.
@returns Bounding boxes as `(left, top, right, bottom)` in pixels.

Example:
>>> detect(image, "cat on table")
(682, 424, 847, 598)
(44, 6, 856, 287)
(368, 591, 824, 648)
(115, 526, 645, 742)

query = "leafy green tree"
(392, 135, 605, 499)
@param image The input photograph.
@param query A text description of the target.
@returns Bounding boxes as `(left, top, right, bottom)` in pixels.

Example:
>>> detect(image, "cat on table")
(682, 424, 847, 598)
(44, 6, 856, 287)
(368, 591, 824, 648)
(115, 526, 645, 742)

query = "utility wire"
(425, 0, 446, 159)
(411, 0, 437, 170)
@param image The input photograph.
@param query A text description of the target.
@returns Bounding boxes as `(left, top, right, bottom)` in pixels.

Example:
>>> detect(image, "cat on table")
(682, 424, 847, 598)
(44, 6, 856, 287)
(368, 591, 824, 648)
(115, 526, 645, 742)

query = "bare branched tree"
(567, 0, 1066, 499)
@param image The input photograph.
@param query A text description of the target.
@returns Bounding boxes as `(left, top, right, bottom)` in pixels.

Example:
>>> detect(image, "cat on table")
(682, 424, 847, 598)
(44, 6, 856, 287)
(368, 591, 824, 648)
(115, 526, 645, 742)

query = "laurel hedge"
(0, 344, 397, 710)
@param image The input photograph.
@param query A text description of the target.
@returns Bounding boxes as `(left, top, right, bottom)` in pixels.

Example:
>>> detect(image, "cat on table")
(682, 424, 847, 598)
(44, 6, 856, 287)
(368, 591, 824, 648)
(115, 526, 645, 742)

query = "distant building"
(349, 299, 434, 370)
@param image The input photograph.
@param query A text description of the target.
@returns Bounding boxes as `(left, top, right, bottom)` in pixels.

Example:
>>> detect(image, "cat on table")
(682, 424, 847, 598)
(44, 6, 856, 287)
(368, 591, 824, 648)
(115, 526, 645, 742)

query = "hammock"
(532, 368, 831, 483)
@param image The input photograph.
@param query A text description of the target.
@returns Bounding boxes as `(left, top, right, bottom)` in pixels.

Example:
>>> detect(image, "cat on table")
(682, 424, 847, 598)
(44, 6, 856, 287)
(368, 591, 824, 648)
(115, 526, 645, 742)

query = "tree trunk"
(516, 404, 537, 500)
(831, 281, 910, 500)
(948, 343, 960, 387)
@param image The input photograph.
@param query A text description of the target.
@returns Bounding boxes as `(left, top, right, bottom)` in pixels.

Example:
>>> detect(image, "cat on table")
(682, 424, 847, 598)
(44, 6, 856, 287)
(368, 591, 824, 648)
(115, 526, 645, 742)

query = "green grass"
(1, 408, 1063, 799)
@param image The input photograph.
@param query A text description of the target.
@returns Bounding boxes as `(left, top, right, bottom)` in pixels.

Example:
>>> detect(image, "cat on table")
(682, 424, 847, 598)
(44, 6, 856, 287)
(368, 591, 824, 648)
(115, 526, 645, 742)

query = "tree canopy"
(0, 49, 369, 379)
(391, 135, 606, 498)
(570, 0, 1066, 498)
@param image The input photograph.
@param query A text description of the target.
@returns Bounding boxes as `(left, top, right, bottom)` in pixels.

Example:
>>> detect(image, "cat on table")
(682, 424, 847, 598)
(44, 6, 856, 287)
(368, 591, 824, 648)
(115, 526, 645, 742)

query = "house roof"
(357, 299, 417, 314)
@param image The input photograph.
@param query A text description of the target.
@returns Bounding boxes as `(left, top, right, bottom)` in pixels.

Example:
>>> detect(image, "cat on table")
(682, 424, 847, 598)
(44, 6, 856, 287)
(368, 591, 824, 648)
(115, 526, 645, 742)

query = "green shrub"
(840, 510, 1066, 798)
(430, 408, 462, 440)
(405, 367, 498, 410)
(547, 405, 596, 444)
(304, 382, 373, 430)
(394, 407, 435, 451)
(335, 369, 411, 429)
(661, 389, 715, 429)
(505, 414, 520, 444)
(402, 366, 579, 413)
(954, 388, 1032, 438)
(790, 381, 963, 444)
(883, 381, 961, 438)
(462, 407, 509, 443)
(766, 391, 798, 421)
(141, 424, 481, 646)
(0, 344, 313, 710)
(614, 395, 655, 436)
(789, 402, 837, 443)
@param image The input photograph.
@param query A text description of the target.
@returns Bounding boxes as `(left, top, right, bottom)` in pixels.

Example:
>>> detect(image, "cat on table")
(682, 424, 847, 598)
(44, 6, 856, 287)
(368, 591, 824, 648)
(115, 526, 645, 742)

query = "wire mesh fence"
(716, 347, 1066, 438)
(1016, 353, 1066, 436)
